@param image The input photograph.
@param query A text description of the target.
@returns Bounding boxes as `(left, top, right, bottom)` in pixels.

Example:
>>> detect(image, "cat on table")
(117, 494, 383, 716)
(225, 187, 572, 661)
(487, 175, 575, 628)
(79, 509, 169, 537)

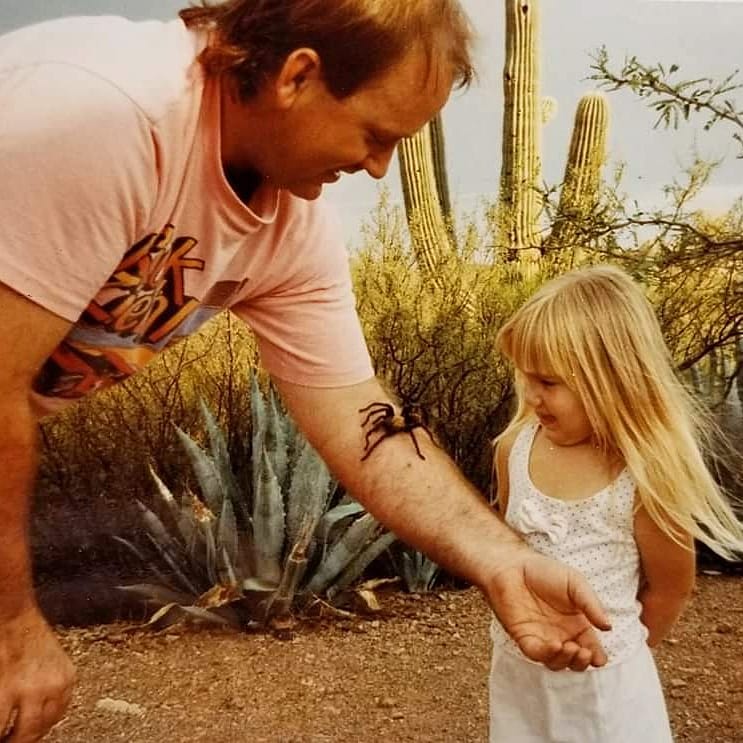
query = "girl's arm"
(635, 504, 696, 647)
(493, 432, 517, 518)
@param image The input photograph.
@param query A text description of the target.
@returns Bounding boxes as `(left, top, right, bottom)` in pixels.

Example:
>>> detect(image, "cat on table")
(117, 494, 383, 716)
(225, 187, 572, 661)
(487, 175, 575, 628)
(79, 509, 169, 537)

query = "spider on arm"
(358, 401, 438, 461)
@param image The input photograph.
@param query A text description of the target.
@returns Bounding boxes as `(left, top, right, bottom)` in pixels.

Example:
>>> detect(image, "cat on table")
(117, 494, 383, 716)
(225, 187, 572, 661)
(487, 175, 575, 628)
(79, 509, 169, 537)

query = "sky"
(2, 0, 742, 246)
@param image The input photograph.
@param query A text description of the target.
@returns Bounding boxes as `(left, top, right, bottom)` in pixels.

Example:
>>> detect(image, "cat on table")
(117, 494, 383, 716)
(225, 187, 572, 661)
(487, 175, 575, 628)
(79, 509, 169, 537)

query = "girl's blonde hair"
(497, 264, 743, 559)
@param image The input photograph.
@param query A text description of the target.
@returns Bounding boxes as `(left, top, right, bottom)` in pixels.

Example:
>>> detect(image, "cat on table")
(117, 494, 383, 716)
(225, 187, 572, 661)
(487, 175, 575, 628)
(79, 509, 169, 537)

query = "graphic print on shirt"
(33, 225, 246, 399)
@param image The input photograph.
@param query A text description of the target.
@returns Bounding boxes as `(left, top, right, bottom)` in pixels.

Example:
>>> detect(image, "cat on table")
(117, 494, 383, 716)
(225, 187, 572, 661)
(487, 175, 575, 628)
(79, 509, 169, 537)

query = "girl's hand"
(486, 546, 611, 671)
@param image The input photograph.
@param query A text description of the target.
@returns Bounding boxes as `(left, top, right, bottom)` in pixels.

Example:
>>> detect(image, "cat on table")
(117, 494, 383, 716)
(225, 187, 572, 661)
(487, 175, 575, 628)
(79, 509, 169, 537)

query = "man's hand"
(0, 608, 75, 742)
(486, 546, 611, 671)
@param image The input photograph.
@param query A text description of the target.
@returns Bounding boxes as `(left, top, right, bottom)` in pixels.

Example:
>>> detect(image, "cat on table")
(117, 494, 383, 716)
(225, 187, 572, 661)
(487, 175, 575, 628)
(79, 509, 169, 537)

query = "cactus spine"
(548, 92, 610, 250)
(499, 0, 542, 262)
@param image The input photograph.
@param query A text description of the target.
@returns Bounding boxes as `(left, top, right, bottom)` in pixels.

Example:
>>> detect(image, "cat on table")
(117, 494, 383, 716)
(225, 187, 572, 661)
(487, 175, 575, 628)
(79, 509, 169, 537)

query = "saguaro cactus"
(428, 114, 454, 230)
(398, 113, 454, 283)
(498, 0, 542, 260)
(547, 91, 610, 250)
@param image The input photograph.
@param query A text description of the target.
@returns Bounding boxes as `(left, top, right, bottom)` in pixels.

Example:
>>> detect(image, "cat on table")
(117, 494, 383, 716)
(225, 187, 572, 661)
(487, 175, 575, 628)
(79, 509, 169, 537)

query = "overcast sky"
(2, 0, 742, 245)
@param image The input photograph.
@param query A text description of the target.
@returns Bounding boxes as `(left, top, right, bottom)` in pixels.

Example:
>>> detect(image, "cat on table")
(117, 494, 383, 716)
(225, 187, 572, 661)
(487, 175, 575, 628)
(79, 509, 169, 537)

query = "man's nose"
(362, 144, 396, 180)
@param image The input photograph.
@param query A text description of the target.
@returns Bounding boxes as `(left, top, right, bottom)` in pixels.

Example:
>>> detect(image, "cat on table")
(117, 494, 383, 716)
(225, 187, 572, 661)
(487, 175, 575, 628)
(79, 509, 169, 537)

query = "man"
(0, 1, 611, 740)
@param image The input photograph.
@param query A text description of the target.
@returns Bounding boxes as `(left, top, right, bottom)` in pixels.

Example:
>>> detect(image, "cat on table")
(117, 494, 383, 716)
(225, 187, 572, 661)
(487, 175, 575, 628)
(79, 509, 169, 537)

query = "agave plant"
(390, 546, 441, 594)
(117, 374, 396, 629)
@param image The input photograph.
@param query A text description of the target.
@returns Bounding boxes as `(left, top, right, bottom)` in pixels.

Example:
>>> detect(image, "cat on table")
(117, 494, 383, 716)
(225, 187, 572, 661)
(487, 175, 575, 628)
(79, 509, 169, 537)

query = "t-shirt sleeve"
(0, 63, 156, 321)
(232, 201, 374, 388)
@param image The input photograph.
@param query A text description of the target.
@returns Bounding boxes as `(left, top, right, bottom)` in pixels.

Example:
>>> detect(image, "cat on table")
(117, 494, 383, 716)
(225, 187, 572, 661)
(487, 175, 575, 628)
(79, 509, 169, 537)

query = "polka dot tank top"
(491, 421, 648, 665)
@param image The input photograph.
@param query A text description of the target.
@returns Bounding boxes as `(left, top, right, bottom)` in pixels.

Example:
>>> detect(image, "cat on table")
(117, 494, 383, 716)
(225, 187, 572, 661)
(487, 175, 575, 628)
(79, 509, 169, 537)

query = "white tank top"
(491, 421, 648, 665)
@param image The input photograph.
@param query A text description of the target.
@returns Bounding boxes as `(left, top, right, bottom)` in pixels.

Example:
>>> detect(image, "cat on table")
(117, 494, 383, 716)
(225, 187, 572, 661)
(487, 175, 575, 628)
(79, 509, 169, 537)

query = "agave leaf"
(419, 557, 441, 592)
(266, 388, 290, 491)
(286, 439, 333, 548)
(176, 504, 199, 556)
(146, 602, 235, 631)
(250, 372, 267, 482)
(148, 464, 180, 520)
(199, 399, 228, 467)
(315, 501, 366, 546)
(199, 399, 242, 506)
(306, 513, 380, 596)
(174, 425, 223, 514)
(144, 533, 202, 597)
(326, 531, 398, 600)
(218, 496, 239, 572)
(252, 446, 285, 585)
(398, 549, 441, 593)
(221, 547, 238, 586)
(112, 536, 175, 589)
(201, 520, 219, 586)
(400, 550, 415, 590)
(136, 500, 176, 548)
(233, 529, 256, 579)
(117, 583, 195, 607)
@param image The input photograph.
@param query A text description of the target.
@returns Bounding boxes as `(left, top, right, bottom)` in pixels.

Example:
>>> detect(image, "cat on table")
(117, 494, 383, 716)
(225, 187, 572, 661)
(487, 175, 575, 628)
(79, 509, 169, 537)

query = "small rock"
(669, 678, 688, 689)
(715, 622, 735, 635)
(391, 712, 405, 720)
(95, 698, 146, 717)
(377, 697, 396, 709)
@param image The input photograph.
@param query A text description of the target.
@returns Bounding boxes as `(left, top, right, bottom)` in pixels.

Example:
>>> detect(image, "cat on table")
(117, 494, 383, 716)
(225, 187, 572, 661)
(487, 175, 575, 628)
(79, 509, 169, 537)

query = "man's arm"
(635, 504, 696, 647)
(273, 376, 610, 671)
(0, 282, 76, 742)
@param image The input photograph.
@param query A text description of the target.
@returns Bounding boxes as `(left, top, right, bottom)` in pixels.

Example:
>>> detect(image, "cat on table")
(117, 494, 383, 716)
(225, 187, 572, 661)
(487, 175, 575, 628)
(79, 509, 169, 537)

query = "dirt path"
(47, 575, 742, 742)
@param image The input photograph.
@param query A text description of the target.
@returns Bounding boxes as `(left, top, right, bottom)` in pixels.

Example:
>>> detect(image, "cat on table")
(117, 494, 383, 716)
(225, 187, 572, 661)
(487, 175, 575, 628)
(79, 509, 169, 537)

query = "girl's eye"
(540, 379, 556, 387)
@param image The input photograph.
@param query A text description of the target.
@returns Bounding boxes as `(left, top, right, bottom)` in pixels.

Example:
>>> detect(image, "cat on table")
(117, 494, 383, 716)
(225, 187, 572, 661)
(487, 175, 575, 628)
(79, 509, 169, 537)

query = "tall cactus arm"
(499, 0, 542, 255)
(547, 91, 610, 250)
(398, 120, 454, 283)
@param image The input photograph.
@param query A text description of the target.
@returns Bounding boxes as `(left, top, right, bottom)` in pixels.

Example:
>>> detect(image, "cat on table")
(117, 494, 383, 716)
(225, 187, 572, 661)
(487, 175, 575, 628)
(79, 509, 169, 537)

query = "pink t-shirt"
(0, 16, 374, 417)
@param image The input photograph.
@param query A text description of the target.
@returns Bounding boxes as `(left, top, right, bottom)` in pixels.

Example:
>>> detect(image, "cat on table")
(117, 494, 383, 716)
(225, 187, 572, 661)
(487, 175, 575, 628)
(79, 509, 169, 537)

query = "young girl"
(489, 264, 743, 742)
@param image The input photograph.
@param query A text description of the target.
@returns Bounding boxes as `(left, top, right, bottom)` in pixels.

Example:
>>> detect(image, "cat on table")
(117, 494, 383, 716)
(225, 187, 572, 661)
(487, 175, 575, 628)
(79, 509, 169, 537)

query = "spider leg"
(420, 424, 439, 448)
(360, 404, 392, 428)
(408, 429, 426, 460)
(363, 410, 388, 430)
(360, 431, 391, 461)
(363, 420, 386, 450)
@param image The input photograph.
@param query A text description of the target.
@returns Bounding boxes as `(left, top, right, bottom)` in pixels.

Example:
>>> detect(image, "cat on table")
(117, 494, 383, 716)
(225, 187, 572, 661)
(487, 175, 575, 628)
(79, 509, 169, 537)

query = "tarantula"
(358, 401, 437, 461)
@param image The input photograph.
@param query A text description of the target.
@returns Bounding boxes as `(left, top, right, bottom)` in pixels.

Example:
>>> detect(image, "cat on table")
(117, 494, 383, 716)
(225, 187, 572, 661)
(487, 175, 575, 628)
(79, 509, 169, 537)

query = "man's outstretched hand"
(0, 607, 75, 742)
(486, 546, 612, 671)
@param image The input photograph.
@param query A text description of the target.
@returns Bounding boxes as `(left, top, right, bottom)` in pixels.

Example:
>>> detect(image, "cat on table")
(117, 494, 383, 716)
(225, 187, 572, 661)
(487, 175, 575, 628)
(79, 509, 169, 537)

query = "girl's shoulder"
(495, 421, 532, 456)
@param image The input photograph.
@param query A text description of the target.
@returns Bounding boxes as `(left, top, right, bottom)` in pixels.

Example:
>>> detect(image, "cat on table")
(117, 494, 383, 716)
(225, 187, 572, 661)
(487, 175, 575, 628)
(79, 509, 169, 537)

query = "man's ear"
(274, 48, 323, 109)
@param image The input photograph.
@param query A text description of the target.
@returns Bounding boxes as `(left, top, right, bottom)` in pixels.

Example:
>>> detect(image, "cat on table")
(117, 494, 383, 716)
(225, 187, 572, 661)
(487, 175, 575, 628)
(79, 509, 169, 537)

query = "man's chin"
(286, 181, 324, 201)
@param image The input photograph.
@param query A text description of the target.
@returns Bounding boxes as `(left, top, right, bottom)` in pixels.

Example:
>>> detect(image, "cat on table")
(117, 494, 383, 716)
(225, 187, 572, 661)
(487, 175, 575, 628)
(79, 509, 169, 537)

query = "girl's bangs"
(505, 306, 568, 380)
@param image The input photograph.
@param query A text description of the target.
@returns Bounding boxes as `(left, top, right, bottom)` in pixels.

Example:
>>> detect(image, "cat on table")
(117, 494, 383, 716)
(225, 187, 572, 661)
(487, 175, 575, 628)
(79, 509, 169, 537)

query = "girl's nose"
(523, 381, 540, 407)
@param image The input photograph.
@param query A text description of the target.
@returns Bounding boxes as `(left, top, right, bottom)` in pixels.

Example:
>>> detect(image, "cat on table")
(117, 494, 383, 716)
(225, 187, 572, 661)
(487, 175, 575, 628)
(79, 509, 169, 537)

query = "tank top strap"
(506, 421, 539, 515)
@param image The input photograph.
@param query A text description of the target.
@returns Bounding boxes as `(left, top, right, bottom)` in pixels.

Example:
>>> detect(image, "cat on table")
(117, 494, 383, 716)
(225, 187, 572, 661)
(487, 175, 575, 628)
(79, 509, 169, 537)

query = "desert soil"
(46, 574, 742, 743)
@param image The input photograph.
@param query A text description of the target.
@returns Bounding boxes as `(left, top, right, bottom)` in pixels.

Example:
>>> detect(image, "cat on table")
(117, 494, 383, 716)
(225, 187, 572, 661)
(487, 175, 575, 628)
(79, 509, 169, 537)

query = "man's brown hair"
(180, 0, 475, 100)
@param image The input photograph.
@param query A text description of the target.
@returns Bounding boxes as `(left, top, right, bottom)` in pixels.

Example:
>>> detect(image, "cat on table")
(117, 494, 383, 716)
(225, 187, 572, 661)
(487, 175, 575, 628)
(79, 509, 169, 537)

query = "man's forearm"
(347, 435, 524, 584)
(274, 378, 525, 590)
(0, 402, 40, 619)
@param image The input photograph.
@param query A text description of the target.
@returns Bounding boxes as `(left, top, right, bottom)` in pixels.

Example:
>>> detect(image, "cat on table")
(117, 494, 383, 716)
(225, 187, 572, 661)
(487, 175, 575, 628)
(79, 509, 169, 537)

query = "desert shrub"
(38, 311, 259, 505)
(352, 193, 558, 491)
